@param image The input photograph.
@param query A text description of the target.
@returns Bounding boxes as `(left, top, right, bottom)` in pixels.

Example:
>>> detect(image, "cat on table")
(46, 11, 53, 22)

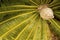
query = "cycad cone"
(38, 4, 54, 20)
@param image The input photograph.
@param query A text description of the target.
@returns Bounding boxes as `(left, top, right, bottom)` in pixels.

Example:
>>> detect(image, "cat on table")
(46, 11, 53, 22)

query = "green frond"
(0, 0, 60, 40)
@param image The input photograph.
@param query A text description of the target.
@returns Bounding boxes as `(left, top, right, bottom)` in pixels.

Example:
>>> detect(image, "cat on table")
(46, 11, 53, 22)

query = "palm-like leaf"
(0, 0, 60, 40)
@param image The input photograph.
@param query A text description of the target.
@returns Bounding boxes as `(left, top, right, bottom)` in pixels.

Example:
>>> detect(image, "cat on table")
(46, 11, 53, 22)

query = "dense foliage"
(0, 0, 60, 40)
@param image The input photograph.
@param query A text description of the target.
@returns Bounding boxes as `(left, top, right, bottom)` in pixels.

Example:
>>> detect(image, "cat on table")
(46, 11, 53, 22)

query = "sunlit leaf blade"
(0, 11, 37, 37)
(0, 4, 37, 22)
(0, 9, 36, 22)
(26, 16, 39, 40)
(1, 14, 38, 40)
(30, 0, 42, 5)
(15, 14, 38, 40)
(9, 5, 37, 7)
(49, 19, 60, 36)
(30, 17, 52, 40)
(41, 20, 52, 40)
(26, 28, 35, 40)
(0, 11, 36, 24)
(0, 5, 37, 12)
(0, 0, 60, 40)
(16, 17, 38, 40)
(29, 0, 39, 6)
(0, 9, 36, 14)
(54, 19, 60, 26)
(32, 17, 41, 40)
(0, 9, 35, 21)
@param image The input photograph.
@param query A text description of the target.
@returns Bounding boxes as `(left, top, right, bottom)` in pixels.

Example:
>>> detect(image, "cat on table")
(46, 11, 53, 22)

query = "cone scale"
(38, 4, 54, 20)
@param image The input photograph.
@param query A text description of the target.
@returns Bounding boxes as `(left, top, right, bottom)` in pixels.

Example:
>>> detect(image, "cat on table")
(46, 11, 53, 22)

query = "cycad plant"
(0, 0, 60, 40)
